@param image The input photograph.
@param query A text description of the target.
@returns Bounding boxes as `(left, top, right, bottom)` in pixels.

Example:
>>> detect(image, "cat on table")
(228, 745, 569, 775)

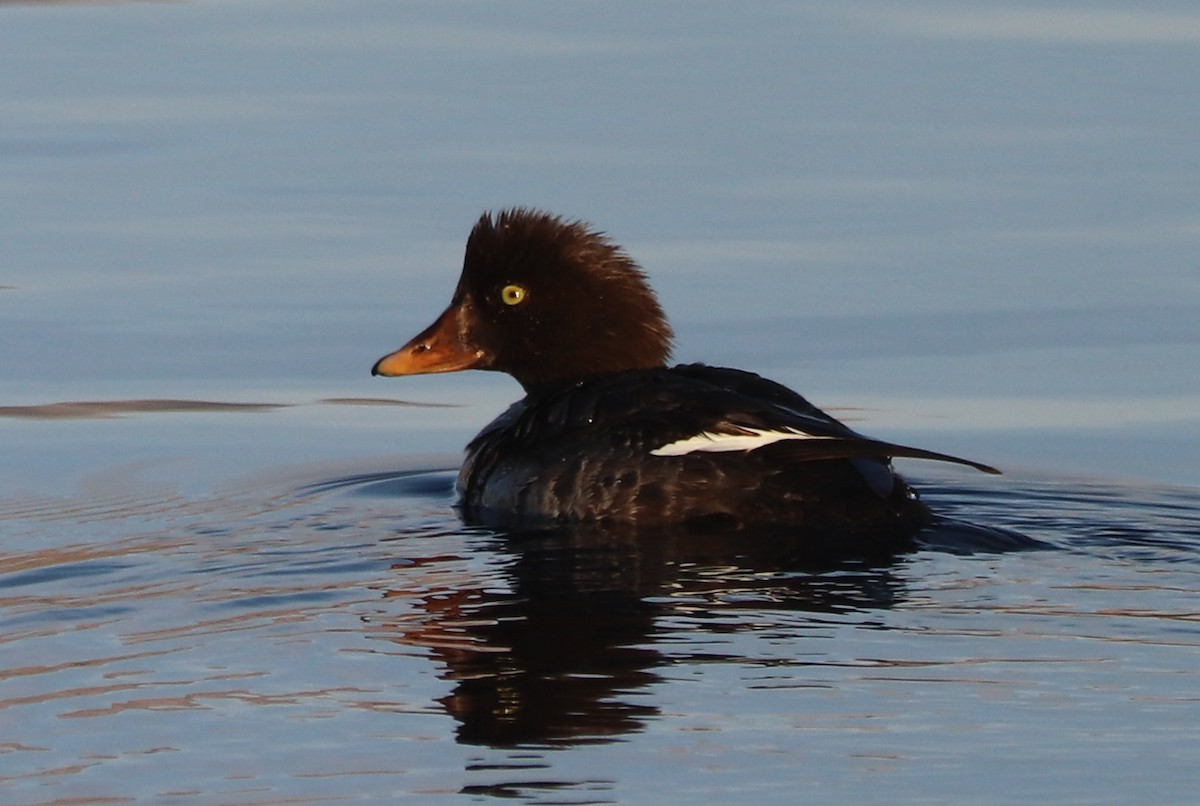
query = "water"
(3, 464, 1199, 803)
(3, 1, 1199, 803)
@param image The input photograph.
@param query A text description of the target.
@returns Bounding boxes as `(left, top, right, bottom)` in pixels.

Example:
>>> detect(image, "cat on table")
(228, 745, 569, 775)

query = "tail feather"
(773, 438, 1001, 475)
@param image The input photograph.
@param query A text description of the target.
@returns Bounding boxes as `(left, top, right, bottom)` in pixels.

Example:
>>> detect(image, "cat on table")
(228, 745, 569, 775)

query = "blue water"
(2, 2, 1199, 803)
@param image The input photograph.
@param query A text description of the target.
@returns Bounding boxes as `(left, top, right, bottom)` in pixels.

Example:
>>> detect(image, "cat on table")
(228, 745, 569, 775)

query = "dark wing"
(489, 364, 998, 476)
(630, 364, 1000, 474)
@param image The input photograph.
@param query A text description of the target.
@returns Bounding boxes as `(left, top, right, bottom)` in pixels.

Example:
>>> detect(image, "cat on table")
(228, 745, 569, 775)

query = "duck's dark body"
(457, 363, 985, 541)
(372, 208, 999, 550)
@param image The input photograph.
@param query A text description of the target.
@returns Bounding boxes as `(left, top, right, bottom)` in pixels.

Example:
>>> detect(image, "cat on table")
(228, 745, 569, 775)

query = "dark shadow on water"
(915, 475, 1200, 560)
(390, 520, 915, 748)
(346, 469, 1038, 751)
(299, 467, 459, 499)
(0, 397, 449, 420)
(916, 516, 1048, 554)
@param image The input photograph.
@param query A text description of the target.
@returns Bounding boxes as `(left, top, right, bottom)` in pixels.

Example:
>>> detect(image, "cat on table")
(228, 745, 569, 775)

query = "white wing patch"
(650, 426, 835, 457)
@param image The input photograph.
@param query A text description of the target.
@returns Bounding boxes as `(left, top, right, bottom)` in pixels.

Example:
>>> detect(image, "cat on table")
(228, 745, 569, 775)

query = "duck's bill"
(371, 304, 487, 377)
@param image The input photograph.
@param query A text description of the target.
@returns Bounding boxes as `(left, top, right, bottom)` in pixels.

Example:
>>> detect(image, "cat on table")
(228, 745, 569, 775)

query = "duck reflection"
(375, 519, 911, 748)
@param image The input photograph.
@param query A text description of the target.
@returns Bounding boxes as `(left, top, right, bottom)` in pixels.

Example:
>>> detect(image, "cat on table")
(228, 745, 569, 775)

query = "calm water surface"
(3, 1, 1199, 804)
(3, 460, 1199, 804)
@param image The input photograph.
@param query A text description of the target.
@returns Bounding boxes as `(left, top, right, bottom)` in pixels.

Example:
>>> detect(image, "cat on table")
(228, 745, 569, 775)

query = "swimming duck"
(372, 208, 998, 545)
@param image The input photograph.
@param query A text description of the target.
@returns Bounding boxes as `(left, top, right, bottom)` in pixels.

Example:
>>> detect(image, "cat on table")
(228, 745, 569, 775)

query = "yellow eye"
(500, 284, 527, 306)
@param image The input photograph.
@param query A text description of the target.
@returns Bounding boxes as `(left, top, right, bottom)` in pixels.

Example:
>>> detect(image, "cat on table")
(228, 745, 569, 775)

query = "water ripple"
(1, 463, 1198, 801)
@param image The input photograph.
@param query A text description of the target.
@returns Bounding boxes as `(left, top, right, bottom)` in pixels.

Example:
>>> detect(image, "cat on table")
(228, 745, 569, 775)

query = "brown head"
(372, 208, 674, 390)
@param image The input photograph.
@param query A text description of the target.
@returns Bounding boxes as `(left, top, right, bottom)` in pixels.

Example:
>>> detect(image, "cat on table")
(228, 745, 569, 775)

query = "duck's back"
(457, 364, 939, 540)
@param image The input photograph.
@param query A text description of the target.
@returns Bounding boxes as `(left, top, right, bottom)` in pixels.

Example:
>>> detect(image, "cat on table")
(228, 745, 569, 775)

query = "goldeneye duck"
(372, 208, 998, 544)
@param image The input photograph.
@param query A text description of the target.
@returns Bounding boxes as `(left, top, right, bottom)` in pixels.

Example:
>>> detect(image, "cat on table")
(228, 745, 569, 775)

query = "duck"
(372, 208, 998, 547)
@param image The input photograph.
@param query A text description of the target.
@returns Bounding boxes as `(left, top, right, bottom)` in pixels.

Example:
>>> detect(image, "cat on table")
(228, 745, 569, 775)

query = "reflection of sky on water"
(839, 7, 1200, 43)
